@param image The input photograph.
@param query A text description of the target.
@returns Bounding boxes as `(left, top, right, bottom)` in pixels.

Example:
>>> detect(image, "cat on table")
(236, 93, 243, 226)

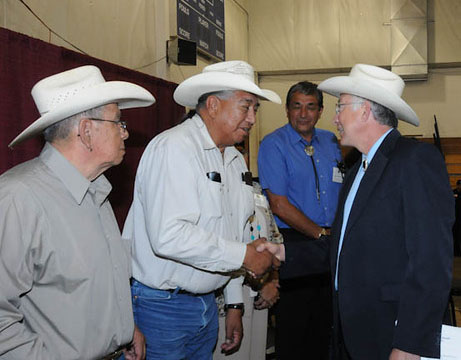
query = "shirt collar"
(191, 114, 239, 163)
(191, 114, 218, 150)
(286, 123, 317, 145)
(40, 142, 112, 205)
(363, 128, 393, 164)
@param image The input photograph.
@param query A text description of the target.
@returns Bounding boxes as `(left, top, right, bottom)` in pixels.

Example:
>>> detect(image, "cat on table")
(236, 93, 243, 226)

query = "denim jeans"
(131, 279, 219, 360)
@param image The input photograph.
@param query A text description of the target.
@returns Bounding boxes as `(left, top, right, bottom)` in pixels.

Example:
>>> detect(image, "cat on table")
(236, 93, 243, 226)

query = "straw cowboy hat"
(173, 60, 281, 107)
(318, 64, 419, 126)
(9, 65, 156, 148)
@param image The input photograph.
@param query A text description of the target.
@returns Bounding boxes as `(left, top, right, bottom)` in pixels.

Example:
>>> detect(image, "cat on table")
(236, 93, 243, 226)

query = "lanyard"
(304, 145, 320, 202)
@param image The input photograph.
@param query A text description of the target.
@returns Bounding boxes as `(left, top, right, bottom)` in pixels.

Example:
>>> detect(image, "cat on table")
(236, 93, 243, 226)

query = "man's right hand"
(256, 242, 285, 262)
(243, 238, 279, 277)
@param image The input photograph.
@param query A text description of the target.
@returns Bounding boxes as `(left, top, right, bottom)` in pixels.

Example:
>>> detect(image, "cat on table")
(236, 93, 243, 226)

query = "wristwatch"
(225, 303, 245, 316)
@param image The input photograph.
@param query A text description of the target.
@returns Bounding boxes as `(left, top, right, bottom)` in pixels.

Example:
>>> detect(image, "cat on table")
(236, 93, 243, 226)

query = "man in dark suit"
(260, 64, 454, 360)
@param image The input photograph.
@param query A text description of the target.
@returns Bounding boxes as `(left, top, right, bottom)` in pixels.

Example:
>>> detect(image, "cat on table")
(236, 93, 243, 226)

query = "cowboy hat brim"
(318, 76, 419, 126)
(9, 81, 155, 148)
(173, 72, 281, 107)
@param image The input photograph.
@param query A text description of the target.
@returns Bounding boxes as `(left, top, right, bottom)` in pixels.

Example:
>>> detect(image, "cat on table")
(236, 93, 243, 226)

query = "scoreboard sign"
(177, 0, 225, 61)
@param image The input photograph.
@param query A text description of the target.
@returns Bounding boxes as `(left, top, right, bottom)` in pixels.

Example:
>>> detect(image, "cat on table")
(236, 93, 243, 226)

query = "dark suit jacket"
(283, 129, 454, 359)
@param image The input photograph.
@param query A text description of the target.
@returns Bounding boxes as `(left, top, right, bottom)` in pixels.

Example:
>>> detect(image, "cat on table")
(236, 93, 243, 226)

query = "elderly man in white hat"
(261, 64, 454, 360)
(122, 60, 281, 359)
(0, 65, 155, 360)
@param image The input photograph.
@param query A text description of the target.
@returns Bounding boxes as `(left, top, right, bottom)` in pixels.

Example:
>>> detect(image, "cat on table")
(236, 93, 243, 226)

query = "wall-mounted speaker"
(167, 37, 197, 66)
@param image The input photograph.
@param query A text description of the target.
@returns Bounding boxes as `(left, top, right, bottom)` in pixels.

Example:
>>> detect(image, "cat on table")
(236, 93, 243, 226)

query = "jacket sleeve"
(392, 142, 454, 357)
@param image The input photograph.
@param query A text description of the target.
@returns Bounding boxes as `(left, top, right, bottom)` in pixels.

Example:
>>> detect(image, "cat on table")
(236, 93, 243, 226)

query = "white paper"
(421, 325, 461, 360)
(332, 167, 343, 183)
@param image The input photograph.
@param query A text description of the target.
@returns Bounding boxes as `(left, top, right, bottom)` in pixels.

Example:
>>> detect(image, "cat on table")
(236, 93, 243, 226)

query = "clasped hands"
(242, 238, 285, 278)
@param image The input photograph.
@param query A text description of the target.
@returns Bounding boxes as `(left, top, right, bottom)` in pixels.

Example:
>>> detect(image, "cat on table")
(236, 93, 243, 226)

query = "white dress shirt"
(123, 115, 254, 303)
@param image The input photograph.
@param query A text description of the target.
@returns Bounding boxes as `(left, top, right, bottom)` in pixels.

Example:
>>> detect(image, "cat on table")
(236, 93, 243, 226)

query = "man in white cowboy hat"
(122, 60, 282, 359)
(0, 65, 155, 360)
(319, 64, 454, 360)
(261, 64, 454, 359)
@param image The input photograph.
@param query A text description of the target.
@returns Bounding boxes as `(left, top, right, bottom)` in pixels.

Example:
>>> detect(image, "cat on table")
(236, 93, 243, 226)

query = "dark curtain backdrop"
(0, 28, 185, 228)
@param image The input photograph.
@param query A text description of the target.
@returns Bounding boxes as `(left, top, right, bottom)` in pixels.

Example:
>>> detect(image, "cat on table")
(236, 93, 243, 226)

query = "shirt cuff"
(220, 240, 246, 272)
(223, 276, 244, 304)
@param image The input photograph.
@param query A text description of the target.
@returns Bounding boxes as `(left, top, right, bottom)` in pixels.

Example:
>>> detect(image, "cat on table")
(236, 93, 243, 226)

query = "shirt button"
(322, 191, 326, 194)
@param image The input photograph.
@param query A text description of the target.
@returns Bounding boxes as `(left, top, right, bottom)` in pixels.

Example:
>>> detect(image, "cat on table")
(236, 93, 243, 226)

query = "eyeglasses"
(89, 118, 127, 130)
(335, 102, 362, 114)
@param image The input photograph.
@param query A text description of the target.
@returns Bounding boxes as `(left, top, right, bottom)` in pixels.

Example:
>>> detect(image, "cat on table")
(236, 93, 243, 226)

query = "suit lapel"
(344, 129, 400, 238)
(331, 160, 360, 270)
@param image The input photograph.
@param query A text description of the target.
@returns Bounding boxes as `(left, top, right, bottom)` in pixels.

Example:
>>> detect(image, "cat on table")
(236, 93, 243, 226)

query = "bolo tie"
(304, 145, 320, 202)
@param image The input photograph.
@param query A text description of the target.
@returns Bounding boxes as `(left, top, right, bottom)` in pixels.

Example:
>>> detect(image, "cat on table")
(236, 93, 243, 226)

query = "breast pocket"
(201, 179, 223, 218)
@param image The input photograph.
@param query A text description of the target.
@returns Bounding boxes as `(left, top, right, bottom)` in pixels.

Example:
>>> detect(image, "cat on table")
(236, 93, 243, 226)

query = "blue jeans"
(131, 279, 219, 360)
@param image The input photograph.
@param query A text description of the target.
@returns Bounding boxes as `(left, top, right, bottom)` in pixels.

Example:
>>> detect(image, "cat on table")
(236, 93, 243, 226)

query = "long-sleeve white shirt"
(123, 115, 254, 303)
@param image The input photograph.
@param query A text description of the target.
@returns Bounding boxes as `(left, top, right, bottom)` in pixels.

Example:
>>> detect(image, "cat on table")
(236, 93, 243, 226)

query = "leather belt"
(101, 348, 124, 360)
(166, 288, 209, 296)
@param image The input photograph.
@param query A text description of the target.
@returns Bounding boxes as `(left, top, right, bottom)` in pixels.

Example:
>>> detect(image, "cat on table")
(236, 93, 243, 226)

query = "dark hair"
(286, 81, 323, 109)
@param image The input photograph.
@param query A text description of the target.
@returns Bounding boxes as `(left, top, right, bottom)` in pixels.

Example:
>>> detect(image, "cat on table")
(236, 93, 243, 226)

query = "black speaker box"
(167, 38, 197, 66)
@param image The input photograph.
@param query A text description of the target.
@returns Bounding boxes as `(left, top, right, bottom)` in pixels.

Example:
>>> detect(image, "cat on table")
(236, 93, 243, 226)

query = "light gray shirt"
(0, 143, 133, 359)
(123, 115, 254, 304)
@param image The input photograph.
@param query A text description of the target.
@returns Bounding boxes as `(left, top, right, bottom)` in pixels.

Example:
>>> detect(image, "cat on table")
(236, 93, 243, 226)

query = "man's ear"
(77, 118, 93, 151)
(361, 101, 372, 123)
(206, 95, 220, 118)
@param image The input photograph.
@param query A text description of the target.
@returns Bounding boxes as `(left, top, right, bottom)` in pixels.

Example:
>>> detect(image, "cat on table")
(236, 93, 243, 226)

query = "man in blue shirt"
(258, 81, 343, 359)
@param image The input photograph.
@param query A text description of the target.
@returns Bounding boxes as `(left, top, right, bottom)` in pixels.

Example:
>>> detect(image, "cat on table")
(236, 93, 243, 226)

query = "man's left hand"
(389, 348, 420, 360)
(220, 308, 243, 354)
(124, 326, 146, 360)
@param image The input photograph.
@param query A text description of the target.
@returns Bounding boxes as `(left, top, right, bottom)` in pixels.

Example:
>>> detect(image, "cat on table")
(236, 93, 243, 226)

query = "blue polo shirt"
(258, 123, 343, 228)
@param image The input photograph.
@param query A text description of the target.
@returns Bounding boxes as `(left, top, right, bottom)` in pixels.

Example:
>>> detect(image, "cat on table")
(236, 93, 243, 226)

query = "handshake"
(242, 238, 286, 278)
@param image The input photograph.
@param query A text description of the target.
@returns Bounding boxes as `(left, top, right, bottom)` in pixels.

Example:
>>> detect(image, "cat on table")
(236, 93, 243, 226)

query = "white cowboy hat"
(9, 65, 156, 148)
(173, 60, 281, 107)
(318, 64, 419, 126)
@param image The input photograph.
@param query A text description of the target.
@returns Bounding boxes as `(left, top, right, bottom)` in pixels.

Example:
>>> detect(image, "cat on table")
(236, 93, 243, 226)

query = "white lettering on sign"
(216, 19, 222, 27)
(198, 16, 209, 29)
(178, 3, 189, 15)
(179, 27, 191, 39)
(216, 50, 223, 58)
(199, 40, 209, 49)
(216, 30, 223, 39)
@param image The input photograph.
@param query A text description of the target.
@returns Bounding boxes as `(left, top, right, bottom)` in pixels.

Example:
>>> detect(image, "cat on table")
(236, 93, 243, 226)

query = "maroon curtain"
(0, 28, 185, 228)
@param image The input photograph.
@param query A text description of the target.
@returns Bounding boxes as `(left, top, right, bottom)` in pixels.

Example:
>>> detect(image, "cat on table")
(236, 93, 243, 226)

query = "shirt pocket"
(201, 179, 223, 218)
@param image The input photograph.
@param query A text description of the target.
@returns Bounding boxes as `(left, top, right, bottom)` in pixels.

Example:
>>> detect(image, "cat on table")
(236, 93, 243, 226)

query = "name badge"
(332, 167, 343, 183)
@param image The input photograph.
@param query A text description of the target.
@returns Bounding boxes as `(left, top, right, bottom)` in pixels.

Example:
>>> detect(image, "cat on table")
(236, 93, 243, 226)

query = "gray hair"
(196, 90, 236, 112)
(351, 96, 398, 128)
(43, 105, 106, 143)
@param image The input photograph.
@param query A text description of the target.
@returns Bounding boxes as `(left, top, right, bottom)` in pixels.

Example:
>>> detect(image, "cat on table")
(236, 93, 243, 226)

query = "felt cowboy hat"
(318, 64, 419, 126)
(173, 60, 281, 107)
(9, 65, 156, 148)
